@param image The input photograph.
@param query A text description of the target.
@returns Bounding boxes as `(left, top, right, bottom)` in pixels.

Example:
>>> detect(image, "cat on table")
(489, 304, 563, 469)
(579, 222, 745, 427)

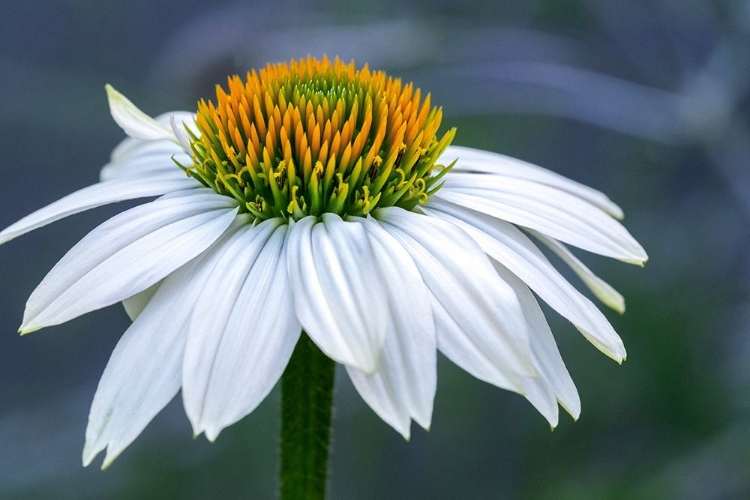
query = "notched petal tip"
(612, 342, 628, 364)
(625, 244, 649, 266)
(83, 436, 126, 471)
(585, 337, 626, 365)
(626, 253, 648, 267)
(188, 418, 222, 444)
(81, 443, 122, 471)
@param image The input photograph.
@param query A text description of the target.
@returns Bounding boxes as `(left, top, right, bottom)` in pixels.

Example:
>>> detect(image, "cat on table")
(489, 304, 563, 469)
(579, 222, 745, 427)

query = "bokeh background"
(1, 0, 750, 498)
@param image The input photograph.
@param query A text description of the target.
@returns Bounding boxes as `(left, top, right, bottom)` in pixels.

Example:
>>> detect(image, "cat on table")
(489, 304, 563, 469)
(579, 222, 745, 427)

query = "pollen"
(181, 56, 456, 220)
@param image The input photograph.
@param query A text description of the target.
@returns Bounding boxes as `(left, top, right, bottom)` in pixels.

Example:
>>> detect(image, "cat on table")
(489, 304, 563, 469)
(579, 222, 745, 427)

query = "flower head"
(0, 57, 646, 469)
(183, 57, 454, 220)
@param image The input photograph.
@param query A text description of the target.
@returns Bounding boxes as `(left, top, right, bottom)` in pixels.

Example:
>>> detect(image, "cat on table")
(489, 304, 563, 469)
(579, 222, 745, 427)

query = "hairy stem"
(280, 334, 336, 500)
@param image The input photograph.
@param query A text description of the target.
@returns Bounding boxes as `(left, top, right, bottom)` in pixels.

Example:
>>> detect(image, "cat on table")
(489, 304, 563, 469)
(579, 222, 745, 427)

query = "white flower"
(0, 58, 646, 469)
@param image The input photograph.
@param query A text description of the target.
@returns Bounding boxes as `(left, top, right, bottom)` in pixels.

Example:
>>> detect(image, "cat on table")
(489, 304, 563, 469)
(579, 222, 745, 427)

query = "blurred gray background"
(1, 0, 750, 498)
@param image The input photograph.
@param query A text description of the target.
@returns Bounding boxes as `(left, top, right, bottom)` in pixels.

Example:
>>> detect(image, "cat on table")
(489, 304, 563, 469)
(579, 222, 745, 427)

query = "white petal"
(430, 305, 517, 392)
(436, 173, 647, 264)
(183, 220, 301, 441)
(374, 207, 535, 391)
(101, 143, 191, 181)
(83, 217, 250, 468)
(162, 111, 199, 134)
(110, 111, 196, 163)
(532, 231, 625, 313)
(441, 145, 624, 219)
(122, 281, 161, 321)
(170, 114, 194, 154)
(0, 174, 199, 245)
(422, 200, 626, 362)
(521, 375, 559, 428)
(106, 85, 175, 141)
(21, 189, 238, 332)
(494, 263, 581, 424)
(346, 216, 437, 438)
(111, 139, 183, 164)
(287, 214, 388, 374)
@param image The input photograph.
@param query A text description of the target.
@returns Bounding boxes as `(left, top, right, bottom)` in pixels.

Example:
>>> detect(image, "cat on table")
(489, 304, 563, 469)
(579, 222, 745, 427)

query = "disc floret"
(182, 56, 456, 221)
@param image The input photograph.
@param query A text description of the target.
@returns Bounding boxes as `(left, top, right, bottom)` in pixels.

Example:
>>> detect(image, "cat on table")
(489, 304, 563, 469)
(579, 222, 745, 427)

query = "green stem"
(280, 334, 336, 500)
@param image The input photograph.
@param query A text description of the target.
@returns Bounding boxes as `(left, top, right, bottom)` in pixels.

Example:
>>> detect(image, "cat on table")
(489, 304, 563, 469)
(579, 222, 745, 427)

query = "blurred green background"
(1, 0, 749, 498)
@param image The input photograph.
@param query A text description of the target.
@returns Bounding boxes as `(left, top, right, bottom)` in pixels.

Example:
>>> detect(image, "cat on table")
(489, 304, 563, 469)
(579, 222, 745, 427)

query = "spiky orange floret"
(183, 56, 456, 220)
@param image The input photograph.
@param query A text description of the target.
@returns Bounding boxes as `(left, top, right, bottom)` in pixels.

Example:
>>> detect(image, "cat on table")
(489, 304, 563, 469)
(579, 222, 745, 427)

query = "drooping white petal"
(346, 216, 437, 438)
(21, 189, 238, 332)
(521, 372, 559, 428)
(183, 220, 301, 441)
(374, 207, 535, 392)
(531, 231, 625, 313)
(495, 264, 581, 425)
(422, 200, 626, 362)
(0, 174, 199, 245)
(436, 173, 647, 264)
(83, 217, 250, 469)
(287, 215, 388, 374)
(122, 281, 161, 321)
(441, 145, 624, 219)
(105, 85, 175, 142)
(431, 305, 519, 392)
